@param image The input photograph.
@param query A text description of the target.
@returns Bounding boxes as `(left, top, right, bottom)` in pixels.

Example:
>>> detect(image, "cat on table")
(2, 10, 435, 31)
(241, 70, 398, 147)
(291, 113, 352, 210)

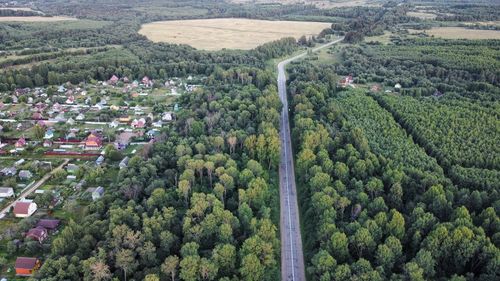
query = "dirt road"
(0, 158, 70, 217)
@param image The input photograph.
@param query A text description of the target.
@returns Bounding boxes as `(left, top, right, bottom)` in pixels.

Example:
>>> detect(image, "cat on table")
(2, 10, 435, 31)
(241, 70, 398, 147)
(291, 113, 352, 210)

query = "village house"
(19, 170, 33, 180)
(36, 219, 60, 230)
(0, 187, 14, 198)
(13, 201, 37, 218)
(162, 112, 173, 121)
(66, 117, 75, 126)
(394, 83, 402, 91)
(26, 226, 48, 243)
(43, 139, 53, 147)
(32, 112, 43, 120)
(131, 118, 146, 129)
(109, 120, 120, 128)
(141, 76, 152, 87)
(85, 133, 103, 150)
(109, 75, 119, 85)
(339, 75, 354, 88)
(15, 257, 41, 276)
(76, 113, 85, 121)
(15, 137, 26, 149)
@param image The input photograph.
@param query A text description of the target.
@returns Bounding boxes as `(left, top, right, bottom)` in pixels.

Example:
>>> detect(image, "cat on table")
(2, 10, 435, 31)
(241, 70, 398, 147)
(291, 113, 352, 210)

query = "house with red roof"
(13, 201, 37, 218)
(26, 227, 48, 243)
(109, 75, 119, 84)
(15, 257, 41, 276)
(36, 219, 60, 230)
(15, 137, 26, 148)
(141, 76, 152, 87)
(339, 75, 354, 88)
(85, 133, 103, 150)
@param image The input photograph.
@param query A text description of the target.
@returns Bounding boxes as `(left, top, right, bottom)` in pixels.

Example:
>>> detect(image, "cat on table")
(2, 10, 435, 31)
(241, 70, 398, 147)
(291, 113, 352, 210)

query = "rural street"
(277, 37, 343, 281)
(0, 158, 70, 217)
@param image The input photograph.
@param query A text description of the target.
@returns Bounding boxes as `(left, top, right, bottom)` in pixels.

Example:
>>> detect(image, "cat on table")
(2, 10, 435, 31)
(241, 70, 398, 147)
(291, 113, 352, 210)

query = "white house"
(0, 187, 14, 198)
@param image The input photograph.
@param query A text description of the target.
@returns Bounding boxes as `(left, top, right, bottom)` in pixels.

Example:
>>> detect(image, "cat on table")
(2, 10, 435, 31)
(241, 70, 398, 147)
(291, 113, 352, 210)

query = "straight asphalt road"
(277, 37, 343, 281)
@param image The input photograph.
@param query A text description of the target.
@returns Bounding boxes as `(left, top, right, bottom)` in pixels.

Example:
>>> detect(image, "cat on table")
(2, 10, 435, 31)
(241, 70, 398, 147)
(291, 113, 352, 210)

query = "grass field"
(410, 27, 500, 39)
(230, 0, 378, 8)
(0, 16, 76, 22)
(138, 18, 331, 51)
(407, 11, 437, 19)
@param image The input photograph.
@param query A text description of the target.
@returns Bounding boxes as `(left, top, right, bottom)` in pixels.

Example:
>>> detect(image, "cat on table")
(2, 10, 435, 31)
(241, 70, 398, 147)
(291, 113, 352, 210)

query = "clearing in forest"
(411, 27, 500, 39)
(138, 18, 331, 51)
(0, 16, 76, 22)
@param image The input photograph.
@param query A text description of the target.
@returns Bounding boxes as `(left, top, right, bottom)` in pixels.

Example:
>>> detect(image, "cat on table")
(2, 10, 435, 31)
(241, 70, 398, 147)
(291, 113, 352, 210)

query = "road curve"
(277, 38, 343, 281)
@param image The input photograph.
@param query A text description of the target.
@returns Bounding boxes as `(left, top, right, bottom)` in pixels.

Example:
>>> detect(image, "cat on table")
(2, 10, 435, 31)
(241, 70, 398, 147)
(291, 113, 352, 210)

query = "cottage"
(75, 113, 85, 121)
(152, 121, 163, 128)
(36, 219, 60, 230)
(66, 118, 75, 126)
(15, 257, 41, 276)
(66, 175, 77, 181)
(131, 118, 146, 129)
(26, 226, 48, 243)
(54, 112, 66, 122)
(65, 96, 75, 104)
(0, 187, 14, 198)
(109, 75, 119, 84)
(119, 157, 129, 169)
(32, 112, 43, 120)
(43, 140, 53, 147)
(85, 133, 103, 150)
(13, 201, 37, 218)
(146, 129, 159, 138)
(162, 112, 173, 121)
(15, 137, 26, 148)
(394, 83, 402, 90)
(109, 120, 119, 128)
(19, 170, 33, 180)
(119, 116, 131, 123)
(57, 85, 66, 93)
(339, 75, 354, 88)
(92, 186, 104, 201)
(141, 76, 151, 87)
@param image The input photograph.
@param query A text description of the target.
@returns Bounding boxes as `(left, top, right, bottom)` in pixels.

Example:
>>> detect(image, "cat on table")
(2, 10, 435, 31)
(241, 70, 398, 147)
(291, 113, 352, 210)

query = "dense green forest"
(336, 39, 500, 101)
(287, 63, 499, 280)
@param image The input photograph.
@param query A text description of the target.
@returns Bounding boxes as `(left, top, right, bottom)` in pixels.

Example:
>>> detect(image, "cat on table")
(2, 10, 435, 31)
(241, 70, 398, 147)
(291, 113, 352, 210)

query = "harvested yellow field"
(0, 16, 76, 22)
(139, 18, 331, 51)
(411, 27, 500, 40)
